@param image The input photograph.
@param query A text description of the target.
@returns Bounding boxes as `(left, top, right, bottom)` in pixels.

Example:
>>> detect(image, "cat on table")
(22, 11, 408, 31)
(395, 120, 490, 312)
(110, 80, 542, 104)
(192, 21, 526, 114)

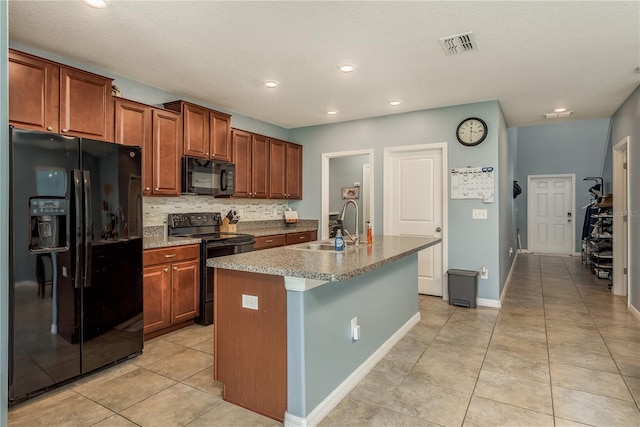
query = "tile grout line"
(562, 257, 640, 406)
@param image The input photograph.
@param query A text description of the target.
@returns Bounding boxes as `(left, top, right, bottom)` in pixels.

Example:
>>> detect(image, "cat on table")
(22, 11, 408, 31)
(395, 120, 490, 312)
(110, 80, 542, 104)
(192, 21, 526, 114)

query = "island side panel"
(286, 253, 419, 419)
(213, 268, 287, 422)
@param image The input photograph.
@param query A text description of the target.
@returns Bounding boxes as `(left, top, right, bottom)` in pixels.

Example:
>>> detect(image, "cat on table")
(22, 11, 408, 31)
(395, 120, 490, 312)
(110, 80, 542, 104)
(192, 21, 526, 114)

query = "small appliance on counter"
(284, 208, 299, 224)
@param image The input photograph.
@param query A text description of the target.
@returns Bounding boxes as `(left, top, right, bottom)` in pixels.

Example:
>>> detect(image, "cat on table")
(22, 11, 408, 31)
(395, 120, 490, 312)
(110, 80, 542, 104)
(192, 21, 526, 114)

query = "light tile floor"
(8, 255, 640, 426)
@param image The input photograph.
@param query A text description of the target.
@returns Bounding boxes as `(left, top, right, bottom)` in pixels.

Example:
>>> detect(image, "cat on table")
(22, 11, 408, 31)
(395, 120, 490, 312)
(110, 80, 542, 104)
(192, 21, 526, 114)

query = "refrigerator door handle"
(72, 170, 83, 288)
(83, 170, 92, 288)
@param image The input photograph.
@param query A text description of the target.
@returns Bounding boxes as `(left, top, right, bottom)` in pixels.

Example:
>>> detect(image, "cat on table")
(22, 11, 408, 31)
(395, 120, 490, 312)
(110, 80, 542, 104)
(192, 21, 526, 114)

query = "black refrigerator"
(8, 127, 144, 403)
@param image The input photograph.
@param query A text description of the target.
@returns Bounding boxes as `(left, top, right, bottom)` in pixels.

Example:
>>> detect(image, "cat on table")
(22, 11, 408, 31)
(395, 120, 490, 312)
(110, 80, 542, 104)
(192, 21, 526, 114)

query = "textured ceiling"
(8, 1, 640, 129)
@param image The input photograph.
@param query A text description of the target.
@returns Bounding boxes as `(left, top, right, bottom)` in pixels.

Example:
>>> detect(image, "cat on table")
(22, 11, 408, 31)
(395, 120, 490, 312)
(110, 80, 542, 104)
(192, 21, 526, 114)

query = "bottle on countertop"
(335, 229, 345, 252)
(366, 221, 373, 245)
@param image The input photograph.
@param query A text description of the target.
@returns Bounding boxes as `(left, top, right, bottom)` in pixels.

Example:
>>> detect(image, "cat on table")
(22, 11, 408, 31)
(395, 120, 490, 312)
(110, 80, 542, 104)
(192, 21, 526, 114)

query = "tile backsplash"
(143, 196, 291, 226)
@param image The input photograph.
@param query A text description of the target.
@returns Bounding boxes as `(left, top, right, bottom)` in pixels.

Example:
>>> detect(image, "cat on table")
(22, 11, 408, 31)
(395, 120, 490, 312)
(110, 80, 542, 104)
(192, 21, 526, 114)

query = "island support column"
(285, 254, 420, 426)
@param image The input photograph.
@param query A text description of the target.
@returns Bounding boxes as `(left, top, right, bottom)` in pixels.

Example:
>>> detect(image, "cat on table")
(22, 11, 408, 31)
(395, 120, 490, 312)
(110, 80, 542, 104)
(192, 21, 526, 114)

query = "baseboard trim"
(283, 312, 421, 427)
(477, 298, 501, 308)
(629, 302, 640, 322)
(499, 251, 519, 306)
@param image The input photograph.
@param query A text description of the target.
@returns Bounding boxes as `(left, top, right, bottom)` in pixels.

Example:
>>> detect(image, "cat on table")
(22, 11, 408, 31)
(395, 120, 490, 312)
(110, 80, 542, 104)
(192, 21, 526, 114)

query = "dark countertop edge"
(208, 238, 441, 282)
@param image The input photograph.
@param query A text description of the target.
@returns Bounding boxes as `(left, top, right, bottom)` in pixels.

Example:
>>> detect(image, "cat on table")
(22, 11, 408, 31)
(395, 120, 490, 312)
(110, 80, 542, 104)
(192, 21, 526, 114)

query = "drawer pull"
(164, 254, 177, 258)
(299, 236, 305, 239)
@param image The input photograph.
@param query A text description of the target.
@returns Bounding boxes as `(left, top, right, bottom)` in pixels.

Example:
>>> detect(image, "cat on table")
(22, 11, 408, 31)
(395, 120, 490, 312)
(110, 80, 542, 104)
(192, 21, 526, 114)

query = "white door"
(527, 175, 574, 255)
(384, 146, 444, 296)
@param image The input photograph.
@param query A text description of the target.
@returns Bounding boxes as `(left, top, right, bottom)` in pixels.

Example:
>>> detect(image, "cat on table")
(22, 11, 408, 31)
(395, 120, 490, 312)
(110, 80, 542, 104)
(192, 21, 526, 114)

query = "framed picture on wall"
(342, 187, 359, 199)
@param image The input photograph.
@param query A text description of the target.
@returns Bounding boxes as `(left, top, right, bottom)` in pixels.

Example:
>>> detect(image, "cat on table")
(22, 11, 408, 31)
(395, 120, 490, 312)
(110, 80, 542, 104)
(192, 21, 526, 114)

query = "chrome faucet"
(339, 200, 360, 246)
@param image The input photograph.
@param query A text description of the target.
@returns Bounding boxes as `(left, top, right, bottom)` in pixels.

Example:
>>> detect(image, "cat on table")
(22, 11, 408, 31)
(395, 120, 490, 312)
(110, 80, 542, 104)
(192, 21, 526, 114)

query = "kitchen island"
(208, 235, 441, 426)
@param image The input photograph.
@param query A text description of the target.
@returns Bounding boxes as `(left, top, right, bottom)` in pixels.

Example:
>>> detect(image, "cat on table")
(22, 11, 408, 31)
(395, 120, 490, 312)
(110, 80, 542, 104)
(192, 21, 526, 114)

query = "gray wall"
(329, 155, 368, 234)
(609, 84, 640, 312)
(290, 101, 508, 301)
(514, 118, 612, 252)
(287, 254, 418, 417)
(498, 109, 517, 296)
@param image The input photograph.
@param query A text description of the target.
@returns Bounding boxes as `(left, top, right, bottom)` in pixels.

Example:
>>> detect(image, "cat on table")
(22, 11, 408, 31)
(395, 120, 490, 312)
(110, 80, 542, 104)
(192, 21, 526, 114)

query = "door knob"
(436, 227, 442, 232)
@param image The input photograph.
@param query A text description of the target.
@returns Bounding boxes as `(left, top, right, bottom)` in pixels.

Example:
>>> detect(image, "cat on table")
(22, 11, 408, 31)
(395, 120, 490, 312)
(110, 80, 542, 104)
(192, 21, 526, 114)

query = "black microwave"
(181, 157, 235, 196)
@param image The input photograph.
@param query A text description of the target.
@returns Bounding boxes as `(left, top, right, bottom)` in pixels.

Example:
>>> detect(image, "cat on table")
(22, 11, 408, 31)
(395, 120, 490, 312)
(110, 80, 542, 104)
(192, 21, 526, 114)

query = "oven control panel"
(169, 212, 222, 228)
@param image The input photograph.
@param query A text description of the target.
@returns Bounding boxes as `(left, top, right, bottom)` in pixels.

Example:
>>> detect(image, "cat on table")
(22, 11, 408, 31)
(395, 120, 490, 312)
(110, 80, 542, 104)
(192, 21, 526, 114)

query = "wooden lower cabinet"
(143, 244, 200, 339)
(285, 231, 317, 245)
(214, 269, 287, 422)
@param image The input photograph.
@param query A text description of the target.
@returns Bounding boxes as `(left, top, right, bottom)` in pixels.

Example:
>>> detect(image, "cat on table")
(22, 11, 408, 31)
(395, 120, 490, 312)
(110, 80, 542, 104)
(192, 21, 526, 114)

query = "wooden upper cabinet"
(114, 99, 179, 196)
(268, 139, 287, 199)
(269, 139, 302, 199)
(232, 129, 269, 198)
(9, 49, 114, 141)
(114, 98, 151, 148)
(8, 50, 59, 133)
(210, 111, 232, 162)
(164, 100, 232, 162)
(285, 142, 303, 199)
(60, 67, 113, 141)
(152, 109, 182, 196)
(251, 134, 269, 199)
(232, 129, 252, 198)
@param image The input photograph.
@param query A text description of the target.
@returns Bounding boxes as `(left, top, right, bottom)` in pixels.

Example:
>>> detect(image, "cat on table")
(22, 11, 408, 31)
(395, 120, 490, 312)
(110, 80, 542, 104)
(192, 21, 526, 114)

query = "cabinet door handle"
(163, 268, 169, 272)
(62, 128, 68, 133)
(173, 266, 178, 271)
(145, 187, 150, 191)
(155, 188, 159, 191)
(164, 254, 177, 258)
(47, 126, 53, 131)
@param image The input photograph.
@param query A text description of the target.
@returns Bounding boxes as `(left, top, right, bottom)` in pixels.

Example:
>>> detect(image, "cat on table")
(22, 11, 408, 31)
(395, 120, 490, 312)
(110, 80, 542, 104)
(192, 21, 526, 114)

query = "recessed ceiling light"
(84, 0, 107, 8)
(264, 80, 279, 88)
(554, 107, 567, 113)
(389, 101, 401, 106)
(327, 110, 338, 116)
(338, 64, 355, 73)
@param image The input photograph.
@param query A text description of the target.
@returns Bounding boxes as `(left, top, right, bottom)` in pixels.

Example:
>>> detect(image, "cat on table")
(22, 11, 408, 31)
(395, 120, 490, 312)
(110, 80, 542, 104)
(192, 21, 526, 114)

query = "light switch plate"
(472, 209, 488, 220)
(242, 294, 258, 310)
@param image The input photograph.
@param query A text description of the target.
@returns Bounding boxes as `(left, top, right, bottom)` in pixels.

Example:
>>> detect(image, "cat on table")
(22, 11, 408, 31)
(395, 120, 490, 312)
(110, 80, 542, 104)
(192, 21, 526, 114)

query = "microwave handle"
(220, 169, 228, 192)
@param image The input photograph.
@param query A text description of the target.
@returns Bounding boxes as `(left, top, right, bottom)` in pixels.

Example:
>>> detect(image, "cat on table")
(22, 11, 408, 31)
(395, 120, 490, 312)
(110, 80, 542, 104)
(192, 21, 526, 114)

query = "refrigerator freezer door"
(9, 128, 82, 402)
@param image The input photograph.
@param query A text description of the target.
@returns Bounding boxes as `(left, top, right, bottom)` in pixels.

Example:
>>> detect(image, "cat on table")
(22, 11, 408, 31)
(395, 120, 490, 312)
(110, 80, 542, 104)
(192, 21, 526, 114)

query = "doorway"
(527, 175, 575, 255)
(613, 137, 630, 298)
(321, 150, 374, 240)
(383, 144, 447, 297)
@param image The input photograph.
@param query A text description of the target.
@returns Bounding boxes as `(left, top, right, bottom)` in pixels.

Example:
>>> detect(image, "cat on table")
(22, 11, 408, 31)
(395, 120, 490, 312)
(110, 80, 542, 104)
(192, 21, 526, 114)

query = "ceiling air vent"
(439, 32, 477, 56)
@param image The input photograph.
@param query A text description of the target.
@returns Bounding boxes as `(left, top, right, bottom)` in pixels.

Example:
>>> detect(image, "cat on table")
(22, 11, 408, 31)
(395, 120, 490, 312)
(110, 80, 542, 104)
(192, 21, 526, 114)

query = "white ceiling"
(8, 1, 640, 130)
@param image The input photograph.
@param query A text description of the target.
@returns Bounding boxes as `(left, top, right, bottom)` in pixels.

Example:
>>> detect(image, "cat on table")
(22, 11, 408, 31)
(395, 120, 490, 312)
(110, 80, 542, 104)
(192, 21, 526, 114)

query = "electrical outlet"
(480, 267, 488, 280)
(242, 294, 258, 310)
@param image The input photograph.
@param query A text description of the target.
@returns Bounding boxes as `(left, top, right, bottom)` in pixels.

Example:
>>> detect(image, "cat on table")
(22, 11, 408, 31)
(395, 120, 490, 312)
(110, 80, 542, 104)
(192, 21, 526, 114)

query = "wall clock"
(456, 117, 487, 146)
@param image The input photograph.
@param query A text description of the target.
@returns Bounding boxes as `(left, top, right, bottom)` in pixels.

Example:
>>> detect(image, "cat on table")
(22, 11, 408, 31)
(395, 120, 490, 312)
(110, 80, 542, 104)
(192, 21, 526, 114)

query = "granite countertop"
(207, 235, 441, 282)
(143, 220, 319, 249)
(143, 236, 202, 249)
(248, 224, 318, 238)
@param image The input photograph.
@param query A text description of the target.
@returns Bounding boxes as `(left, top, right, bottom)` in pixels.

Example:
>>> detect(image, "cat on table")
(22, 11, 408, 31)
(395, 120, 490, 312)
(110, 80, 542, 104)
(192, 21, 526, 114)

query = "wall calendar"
(450, 166, 495, 202)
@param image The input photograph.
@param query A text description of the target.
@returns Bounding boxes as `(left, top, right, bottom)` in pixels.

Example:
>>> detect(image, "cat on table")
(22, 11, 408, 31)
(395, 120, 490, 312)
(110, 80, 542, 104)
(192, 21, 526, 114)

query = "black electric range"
(168, 213, 255, 325)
